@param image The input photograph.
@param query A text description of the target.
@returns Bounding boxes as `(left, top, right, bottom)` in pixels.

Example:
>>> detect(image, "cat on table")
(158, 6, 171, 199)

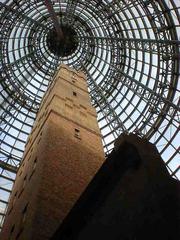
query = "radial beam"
(64, 0, 78, 26)
(0, 159, 18, 176)
(0, 2, 47, 30)
(0, 51, 36, 70)
(81, 62, 127, 136)
(78, 36, 180, 45)
(44, 0, 64, 40)
(114, 67, 180, 112)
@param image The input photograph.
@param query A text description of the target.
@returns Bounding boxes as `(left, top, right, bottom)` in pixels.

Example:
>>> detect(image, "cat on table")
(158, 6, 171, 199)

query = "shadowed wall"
(52, 134, 180, 240)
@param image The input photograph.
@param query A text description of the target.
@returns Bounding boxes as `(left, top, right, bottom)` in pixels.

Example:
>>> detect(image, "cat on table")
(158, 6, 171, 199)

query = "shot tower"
(0, 0, 179, 236)
(1, 65, 105, 239)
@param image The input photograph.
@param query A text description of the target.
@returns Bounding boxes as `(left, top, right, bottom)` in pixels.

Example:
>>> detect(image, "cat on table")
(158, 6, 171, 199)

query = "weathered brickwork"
(0, 64, 105, 240)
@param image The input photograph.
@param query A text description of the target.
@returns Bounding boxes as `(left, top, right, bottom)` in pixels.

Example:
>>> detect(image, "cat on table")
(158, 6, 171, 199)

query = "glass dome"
(0, 0, 180, 229)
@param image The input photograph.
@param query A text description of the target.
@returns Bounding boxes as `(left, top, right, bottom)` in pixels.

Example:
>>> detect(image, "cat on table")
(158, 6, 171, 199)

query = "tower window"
(73, 91, 77, 96)
(74, 128, 81, 139)
(10, 224, 15, 234)
(22, 203, 28, 224)
(22, 176, 27, 189)
(29, 158, 37, 180)
(19, 170, 22, 177)
(33, 158, 37, 171)
(16, 228, 23, 240)
(18, 176, 27, 198)
(15, 203, 28, 239)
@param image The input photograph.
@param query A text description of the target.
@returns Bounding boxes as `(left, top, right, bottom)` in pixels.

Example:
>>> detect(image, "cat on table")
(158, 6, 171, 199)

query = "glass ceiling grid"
(0, 0, 179, 230)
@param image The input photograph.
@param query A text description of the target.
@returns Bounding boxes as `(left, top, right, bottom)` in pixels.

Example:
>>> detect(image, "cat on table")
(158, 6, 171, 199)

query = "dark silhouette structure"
(52, 134, 180, 240)
(0, 0, 179, 234)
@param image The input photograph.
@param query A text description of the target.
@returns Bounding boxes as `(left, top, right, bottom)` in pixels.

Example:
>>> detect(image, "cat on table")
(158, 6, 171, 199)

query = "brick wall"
(0, 65, 104, 240)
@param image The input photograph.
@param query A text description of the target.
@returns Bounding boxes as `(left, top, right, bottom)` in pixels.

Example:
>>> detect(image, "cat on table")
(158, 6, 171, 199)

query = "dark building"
(52, 133, 180, 240)
(0, 0, 179, 237)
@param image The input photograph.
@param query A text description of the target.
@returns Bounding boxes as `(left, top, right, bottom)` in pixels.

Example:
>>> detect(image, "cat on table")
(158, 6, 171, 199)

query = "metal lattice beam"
(0, 0, 179, 229)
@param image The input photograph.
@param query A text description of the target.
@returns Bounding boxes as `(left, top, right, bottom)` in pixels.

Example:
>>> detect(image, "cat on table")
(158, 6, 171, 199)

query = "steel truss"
(0, 0, 180, 230)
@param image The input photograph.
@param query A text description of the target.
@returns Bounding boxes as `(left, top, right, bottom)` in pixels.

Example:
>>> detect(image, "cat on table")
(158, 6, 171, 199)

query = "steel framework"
(0, 0, 180, 230)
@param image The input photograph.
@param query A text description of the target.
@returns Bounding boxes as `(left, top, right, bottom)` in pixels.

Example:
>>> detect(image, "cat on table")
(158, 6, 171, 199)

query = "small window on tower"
(23, 176, 27, 189)
(16, 228, 23, 240)
(10, 224, 15, 235)
(33, 158, 37, 171)
(15, 203, 28, 239)
(19, 170, 22, 176)
(73, 91, 77, 96)
(29, 158, 37, 181)
(74, 128, 81, 139)
(18, 176, 27, 198)
(22, 203, 28, 224)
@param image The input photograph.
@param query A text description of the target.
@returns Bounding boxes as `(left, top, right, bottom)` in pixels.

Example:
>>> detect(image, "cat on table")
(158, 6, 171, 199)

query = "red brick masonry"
(1, 65, 104, 240)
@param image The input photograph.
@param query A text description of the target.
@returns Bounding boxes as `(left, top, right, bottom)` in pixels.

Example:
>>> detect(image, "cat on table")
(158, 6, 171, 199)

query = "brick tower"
(1, 65, 105, 240)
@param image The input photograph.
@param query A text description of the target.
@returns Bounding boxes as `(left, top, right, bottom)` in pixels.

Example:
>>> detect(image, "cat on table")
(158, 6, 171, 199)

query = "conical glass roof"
(0, 0, 180, 229)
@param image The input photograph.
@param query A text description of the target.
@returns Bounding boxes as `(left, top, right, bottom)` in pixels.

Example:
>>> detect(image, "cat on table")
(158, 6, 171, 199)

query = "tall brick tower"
(1, 65, 105, 240)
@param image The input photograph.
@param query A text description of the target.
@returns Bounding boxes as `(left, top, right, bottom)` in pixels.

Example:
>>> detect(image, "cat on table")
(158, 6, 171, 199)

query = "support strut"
(44, 0, 64, 40)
